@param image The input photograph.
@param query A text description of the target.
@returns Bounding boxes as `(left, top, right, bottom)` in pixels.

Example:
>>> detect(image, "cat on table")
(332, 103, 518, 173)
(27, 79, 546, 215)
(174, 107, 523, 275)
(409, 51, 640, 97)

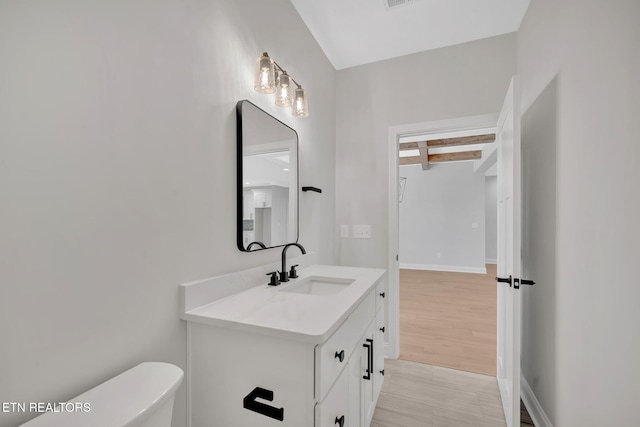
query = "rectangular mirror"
(236, 100, 298, 251)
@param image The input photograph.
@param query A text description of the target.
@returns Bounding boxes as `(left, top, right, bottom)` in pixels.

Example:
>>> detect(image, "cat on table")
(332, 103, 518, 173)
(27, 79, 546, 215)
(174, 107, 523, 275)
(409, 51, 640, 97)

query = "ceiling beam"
(398, 141, 421, 151)
(399, 155, 422, 166)
(399, 150, 482, 165)
(399, 133, 495, 151)
(428, 150, 482, 163)
(417, 141, 428, 171)
(428, 133, 495, 148)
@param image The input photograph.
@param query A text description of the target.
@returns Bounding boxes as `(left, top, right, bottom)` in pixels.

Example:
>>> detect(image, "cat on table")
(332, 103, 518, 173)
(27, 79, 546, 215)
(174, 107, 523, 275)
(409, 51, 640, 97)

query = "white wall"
(335, 34, 517, 270)
(399, 162, 486, 273)
(521, 75, 558, 425)
(485, 176, 498, 263)
(0, 1, 336, 426)
(517, 0, 640, 425)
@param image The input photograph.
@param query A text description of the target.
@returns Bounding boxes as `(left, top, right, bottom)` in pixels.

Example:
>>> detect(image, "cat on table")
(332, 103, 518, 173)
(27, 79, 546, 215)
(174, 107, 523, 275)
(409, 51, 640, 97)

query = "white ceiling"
(289, 0, 530, 70)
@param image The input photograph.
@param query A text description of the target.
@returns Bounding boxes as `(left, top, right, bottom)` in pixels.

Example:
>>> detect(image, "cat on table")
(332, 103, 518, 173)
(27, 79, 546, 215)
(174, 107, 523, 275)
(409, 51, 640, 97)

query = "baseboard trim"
(486, 259, 497, 264)
(384, 342, 398, 360)
(399, 263, 487, 274)
(521, 373, 554, 427)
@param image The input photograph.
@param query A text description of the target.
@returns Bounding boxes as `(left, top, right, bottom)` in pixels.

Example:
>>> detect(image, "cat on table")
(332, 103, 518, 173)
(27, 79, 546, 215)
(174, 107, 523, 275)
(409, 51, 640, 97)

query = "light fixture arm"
(254, 52, 309, 117)
(272, 60, 302, 88)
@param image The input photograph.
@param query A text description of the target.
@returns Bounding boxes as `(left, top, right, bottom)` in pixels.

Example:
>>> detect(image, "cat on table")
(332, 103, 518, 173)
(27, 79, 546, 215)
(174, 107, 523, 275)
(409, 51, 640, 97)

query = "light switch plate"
(353, 225, 372, 239)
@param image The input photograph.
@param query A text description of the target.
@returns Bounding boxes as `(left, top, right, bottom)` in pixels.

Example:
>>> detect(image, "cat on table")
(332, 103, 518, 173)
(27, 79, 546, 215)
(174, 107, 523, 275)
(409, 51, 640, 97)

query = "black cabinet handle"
(334, 350, 345, 363)
(363, 338, 373, 380)
(243, 387, 284, 422)
(380, 369, 385, 376)
(335, 415, 345, 426)
(379, 292, 385, 298)
(362, 342, 371, 380)
(369, 339, 374, 380)
(379, 326, 385, 333)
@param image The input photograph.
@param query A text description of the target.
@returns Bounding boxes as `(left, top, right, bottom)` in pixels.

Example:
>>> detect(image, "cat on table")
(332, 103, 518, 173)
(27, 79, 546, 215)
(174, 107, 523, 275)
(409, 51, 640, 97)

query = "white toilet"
(20, 362, 183, 427)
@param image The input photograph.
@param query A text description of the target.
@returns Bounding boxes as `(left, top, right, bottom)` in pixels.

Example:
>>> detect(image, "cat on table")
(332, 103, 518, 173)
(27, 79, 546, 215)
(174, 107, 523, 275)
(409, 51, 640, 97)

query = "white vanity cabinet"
(184, 266, 387, 427)
(314, 290, 386, 427)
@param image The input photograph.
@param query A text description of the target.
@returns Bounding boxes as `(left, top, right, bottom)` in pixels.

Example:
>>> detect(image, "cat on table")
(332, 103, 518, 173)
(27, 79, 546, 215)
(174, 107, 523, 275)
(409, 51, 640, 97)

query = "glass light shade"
(275, 72, 294, 107)
(292, 86, 309, 118)
(254, 52, 275, 94)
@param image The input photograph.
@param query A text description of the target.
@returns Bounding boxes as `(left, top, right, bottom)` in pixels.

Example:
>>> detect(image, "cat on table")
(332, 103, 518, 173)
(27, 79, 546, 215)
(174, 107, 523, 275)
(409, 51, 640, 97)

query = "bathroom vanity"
(181, 264, 386, 427)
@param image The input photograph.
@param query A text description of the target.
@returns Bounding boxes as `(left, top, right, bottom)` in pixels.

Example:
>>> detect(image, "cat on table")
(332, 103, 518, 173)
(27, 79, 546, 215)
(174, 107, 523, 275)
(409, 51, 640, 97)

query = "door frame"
(386, 113, 499, 359)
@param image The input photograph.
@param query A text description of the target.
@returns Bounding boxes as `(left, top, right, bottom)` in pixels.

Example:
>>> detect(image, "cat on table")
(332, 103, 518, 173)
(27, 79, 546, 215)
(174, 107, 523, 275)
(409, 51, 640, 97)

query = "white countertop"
(181, 265, 386, 343)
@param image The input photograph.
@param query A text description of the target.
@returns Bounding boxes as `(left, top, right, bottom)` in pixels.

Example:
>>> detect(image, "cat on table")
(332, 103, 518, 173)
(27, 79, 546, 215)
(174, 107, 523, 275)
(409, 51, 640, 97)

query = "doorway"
(394, 122, 499, 376)
(384, 78, 531, 427)
(386, 113, 500, 363)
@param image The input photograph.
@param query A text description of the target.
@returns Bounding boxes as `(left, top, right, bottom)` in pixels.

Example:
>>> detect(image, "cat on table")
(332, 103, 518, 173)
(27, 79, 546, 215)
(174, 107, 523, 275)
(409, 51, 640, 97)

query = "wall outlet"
(353, 225, 372, 239)
(340, 224, 349, 238)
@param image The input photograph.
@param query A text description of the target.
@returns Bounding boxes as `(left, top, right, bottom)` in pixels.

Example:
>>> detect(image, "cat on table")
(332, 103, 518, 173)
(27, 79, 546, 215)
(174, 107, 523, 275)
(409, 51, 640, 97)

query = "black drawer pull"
(379, 326, 385, 333)
(379, 292, 385, 298)
(335, 415, 345, 426)
(243, 387, 284, 421)
(380, 369, 385, 376)
(334, 350, 345, 362)
(363, 338, 373, 380)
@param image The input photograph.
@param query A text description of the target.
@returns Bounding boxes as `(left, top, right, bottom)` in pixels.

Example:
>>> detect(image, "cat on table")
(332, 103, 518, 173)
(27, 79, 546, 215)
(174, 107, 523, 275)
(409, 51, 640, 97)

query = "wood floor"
(371, 359, 534, 427)
(392, 266, 536, 426)
(399, 266, 497, 376)
(371, 358, 506, 427)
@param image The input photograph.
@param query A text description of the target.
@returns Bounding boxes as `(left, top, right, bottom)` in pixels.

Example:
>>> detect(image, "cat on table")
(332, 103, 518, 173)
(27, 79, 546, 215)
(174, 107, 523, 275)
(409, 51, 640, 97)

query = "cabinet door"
(190, 324, 314, 427)
(348, 350, 362, 427)
(374, 306, 385, 401)
(315, 369, 349, 427)
(361, 322, 376, 425)
(253, 189, 272, 207)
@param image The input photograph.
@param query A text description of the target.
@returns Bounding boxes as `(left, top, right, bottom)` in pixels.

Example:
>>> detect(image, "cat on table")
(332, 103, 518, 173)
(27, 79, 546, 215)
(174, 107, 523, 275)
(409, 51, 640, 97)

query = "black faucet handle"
(266, 272, 280, 286)
(289, 264, 299, 279)
(279, 270, 289, 283)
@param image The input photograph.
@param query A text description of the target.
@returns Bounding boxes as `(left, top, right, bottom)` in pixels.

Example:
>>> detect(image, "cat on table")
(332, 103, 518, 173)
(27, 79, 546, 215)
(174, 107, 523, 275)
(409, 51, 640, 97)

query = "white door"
(496, 76, 522, 427)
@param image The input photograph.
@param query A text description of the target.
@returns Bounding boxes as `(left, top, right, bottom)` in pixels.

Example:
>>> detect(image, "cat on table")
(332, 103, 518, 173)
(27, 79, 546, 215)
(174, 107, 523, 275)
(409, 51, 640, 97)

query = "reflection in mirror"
(237, 100, 298, 251)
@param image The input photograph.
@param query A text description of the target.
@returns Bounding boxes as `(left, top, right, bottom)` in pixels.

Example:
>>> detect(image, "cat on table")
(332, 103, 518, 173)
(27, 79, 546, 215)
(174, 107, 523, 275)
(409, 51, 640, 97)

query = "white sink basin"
(280, 276, 355, 296)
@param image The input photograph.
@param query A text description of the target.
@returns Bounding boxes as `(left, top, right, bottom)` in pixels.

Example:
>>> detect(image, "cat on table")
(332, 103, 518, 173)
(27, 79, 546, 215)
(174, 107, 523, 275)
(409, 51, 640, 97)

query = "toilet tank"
(20, 362, 183, 427)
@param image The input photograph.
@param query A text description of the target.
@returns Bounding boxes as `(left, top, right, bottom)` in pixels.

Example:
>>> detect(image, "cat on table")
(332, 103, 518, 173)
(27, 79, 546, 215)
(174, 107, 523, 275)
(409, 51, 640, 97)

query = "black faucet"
(246, 241, 266, 251)
(279, 243, 306, 282)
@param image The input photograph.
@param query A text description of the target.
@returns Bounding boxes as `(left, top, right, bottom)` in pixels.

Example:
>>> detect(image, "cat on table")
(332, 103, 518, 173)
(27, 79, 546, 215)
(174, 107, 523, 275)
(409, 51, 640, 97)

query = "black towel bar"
(301, 186, 322, 193)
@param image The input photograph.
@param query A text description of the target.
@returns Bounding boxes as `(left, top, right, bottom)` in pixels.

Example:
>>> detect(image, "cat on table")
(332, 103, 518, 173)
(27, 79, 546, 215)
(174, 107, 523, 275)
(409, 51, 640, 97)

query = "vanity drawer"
(315, 290, 375, 400)
(315, 368, 349, 427)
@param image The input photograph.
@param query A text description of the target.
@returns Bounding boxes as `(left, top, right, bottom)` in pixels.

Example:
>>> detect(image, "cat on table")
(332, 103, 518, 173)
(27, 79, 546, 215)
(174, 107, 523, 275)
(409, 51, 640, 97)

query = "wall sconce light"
(254, 52, 309, 118)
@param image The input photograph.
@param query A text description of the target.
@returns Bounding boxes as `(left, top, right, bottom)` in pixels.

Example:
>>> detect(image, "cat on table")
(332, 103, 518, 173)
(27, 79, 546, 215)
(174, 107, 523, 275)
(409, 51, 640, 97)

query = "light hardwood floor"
(384, 267, 536, 425)
(399, 266, 497, 376)
(371, 358, 507, 427)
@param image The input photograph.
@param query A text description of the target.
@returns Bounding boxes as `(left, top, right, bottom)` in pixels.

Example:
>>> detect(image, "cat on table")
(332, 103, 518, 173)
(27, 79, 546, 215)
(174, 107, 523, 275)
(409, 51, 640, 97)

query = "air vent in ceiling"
(382, 0, 422, 10)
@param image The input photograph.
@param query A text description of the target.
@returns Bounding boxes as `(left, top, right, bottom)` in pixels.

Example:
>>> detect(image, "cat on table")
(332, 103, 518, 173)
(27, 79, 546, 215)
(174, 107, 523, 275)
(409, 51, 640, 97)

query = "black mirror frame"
(236, 100, 299, 252)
